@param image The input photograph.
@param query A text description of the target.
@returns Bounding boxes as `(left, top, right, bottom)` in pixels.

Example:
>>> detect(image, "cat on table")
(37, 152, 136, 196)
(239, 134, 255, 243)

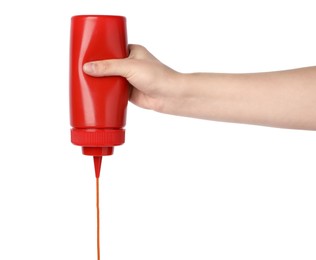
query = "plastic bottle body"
(70, 15, 128, 155)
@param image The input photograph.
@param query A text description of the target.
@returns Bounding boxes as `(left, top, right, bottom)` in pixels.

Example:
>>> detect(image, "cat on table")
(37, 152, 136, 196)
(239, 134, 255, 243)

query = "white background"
(0, 0, 316, 259)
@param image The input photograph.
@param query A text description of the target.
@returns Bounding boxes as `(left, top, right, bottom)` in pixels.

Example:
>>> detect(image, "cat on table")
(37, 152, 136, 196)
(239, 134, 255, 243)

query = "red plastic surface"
(70, 15, 128, 156)
(94, 156, 102, 178)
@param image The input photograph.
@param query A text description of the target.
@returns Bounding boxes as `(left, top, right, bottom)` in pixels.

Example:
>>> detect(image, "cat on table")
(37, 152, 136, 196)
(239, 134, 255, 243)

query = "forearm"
(162, 66, 316, 130)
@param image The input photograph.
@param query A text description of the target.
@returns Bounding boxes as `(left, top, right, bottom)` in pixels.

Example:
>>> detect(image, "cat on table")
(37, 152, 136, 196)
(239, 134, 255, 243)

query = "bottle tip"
(93, 156, 102, 178)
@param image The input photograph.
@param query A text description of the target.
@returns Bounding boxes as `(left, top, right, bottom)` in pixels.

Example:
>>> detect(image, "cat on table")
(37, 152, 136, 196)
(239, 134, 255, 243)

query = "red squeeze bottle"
(69, 15, 128, 178)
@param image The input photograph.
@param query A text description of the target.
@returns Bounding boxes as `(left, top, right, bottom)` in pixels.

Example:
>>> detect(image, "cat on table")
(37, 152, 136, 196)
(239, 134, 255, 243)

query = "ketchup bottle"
(69, 15, 128, 177)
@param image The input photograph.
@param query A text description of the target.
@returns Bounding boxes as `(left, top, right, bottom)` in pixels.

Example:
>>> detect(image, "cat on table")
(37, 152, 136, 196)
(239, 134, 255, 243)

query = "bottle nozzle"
(94, 156, 102, 178)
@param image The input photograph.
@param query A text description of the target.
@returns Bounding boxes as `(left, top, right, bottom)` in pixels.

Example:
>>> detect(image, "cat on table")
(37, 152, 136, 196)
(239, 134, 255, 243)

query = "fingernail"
(83, 62, 95, 74)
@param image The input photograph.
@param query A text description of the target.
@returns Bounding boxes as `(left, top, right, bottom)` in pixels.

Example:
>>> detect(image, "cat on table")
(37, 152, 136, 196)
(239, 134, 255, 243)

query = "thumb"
(83, 59, 130, 77)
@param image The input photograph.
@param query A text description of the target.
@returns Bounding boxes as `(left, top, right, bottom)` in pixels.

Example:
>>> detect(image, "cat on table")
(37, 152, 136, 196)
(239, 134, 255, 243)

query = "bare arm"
(83, 44, 316, 130)
(173, 67, 316, 129)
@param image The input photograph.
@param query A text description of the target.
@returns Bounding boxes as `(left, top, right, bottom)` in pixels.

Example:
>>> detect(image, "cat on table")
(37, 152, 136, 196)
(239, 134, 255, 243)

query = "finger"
(83, 59, 131, 77)
(128, 44, 156, 60)
(129, 87, 150, 109)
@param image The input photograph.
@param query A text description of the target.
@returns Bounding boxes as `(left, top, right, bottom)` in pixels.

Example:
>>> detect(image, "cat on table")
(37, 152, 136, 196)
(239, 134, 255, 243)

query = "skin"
(83, 44, 316, 130)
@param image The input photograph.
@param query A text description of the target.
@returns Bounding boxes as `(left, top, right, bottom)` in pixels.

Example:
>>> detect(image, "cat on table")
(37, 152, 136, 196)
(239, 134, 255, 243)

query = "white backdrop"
(0, 0, 316, 259)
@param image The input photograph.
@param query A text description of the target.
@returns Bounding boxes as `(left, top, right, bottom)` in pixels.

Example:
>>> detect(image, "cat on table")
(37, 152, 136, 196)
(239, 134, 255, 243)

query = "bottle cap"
(71, 128, 125, 156)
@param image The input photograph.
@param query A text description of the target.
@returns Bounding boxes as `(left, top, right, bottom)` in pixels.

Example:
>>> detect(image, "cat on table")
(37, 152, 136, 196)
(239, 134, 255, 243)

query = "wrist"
(155, 72, 205, 117)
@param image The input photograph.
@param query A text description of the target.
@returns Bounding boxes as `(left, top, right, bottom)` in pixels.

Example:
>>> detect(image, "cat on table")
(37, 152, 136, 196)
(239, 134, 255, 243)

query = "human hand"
(83, 44, 182, 114)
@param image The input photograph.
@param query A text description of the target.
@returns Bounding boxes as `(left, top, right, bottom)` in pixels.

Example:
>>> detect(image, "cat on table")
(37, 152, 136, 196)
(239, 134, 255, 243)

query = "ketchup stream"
(96, 177, 100, 260)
